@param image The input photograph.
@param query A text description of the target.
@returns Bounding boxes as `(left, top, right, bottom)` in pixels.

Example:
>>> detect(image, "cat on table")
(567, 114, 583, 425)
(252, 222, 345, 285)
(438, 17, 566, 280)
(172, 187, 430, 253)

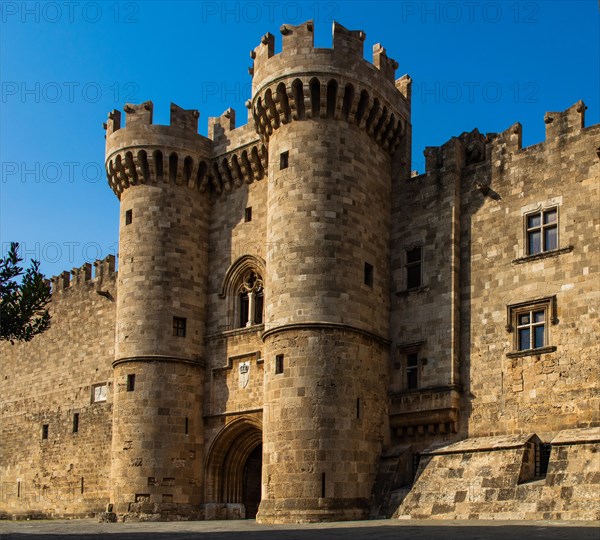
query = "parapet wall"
(419, 100, 589, 180)
(0, 257, 117, 518)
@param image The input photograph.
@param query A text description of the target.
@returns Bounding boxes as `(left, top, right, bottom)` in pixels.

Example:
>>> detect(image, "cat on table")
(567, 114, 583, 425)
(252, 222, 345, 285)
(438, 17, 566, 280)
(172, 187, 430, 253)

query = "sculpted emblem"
(239, 361, 250, 389)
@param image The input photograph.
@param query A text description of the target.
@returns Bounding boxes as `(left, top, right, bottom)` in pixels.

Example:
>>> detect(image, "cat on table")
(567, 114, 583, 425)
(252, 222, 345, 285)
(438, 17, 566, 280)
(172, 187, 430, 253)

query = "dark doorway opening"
(242, 444, 262, 519)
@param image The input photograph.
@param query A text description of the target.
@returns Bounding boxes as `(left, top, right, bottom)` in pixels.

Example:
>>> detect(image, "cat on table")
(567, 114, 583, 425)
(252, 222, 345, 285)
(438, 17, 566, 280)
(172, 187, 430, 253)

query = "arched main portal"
(205, 417, 262, 518)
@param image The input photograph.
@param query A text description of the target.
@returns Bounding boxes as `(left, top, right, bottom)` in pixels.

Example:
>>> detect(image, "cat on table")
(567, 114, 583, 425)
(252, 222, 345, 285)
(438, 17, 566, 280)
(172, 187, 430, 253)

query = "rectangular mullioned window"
(395, 342, 424, 391)
(506, 296, 558, 357)
(516, 309, 546, 351)
(173, 317, 186, 337)
(525, 207, 557, 255)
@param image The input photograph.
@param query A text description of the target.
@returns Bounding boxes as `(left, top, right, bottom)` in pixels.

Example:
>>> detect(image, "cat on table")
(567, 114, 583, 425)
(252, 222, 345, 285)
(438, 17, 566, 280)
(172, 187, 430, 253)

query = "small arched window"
(238, 271, 264, 328)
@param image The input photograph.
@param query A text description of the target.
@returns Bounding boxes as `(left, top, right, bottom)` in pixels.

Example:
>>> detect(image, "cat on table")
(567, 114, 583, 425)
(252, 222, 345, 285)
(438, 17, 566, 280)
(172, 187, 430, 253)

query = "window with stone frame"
(405, 246, 423, 290)
(395, 342, 424, 391)
(238, 270, 264, 328)
(173, 316, 187, 337)
(506, 296, 558, 357)
(525, 207, 558, 255)
(219, 256, 266, 332)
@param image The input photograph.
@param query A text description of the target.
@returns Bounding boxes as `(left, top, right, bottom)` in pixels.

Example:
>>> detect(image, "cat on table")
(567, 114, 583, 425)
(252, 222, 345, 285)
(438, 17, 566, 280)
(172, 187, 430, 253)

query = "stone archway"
(205, 417, 262, 518)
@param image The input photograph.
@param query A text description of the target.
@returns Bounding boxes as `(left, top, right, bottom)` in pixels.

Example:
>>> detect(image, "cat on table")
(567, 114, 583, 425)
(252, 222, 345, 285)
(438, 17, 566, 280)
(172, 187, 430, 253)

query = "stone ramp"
(394, 428, 600, 520)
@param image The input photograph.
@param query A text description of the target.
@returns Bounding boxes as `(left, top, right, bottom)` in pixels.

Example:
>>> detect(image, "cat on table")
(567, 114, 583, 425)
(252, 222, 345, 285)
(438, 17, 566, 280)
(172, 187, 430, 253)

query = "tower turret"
(104, 102, 211, 518)
(252, 21, 411, 522)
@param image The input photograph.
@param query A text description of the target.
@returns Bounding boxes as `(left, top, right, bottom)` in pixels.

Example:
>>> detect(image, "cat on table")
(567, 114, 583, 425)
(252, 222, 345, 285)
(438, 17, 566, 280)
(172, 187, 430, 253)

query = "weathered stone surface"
(396, 431, 600, 520)
(0, 22, 597, 524)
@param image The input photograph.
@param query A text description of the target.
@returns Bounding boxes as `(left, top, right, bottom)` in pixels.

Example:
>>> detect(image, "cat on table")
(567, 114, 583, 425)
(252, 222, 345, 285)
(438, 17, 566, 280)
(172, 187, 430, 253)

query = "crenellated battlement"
(105, 101, 200, 135)
(249, 21, 410, 154)
(251, 21, 402, 87)
(372, 43, 399, 83)
(105, 100, 268, 198)
(421, 101, 592, 177)
(5, 19, 600, 526)
(544, 100, 586, 140)
(104, 102, 212, 199)
(50, 255, 116, 295)
(104, 21, 412, 200)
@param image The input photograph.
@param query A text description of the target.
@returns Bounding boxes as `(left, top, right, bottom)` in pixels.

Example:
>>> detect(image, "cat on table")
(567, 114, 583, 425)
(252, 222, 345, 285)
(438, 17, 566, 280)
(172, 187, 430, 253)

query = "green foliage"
(0, 242, 51, 344)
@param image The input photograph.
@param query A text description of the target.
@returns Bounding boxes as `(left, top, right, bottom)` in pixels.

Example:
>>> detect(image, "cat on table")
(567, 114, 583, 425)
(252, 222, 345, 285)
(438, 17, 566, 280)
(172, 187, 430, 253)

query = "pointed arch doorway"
(205, 417, 262, 519)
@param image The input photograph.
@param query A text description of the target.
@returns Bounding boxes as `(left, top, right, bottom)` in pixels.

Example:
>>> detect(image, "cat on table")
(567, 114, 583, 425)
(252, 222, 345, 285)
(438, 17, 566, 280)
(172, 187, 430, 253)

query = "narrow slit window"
(185, 417, 189, 435)
(72, 413, 79, 433)
(364, 262, 373, 287)
(173, 317, 187, 337)
(244, 206, 252, 222)
(280, 151, 289, 170)
(356, 398, 361, 419)
(275, 354, 284, 375)
(42, 424, 49, 440)
(127, 374, 136, 392)
(125, 209, 133, 225)
(80, 477, 84, 494)
(321, 472, 326, 498)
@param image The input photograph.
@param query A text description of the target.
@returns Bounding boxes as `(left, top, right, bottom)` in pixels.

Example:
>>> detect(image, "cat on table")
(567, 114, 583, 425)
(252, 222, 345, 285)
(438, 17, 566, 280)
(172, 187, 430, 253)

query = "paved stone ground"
(0, 519, 598, 540)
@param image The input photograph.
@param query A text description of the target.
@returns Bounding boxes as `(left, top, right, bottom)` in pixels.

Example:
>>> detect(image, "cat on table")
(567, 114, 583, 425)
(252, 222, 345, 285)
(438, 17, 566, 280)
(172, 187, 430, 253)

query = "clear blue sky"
(1, 1, 598, 277)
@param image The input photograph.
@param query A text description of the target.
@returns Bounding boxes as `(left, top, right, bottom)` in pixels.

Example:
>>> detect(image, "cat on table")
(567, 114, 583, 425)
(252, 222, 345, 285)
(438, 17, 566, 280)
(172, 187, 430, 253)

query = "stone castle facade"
(1, 21, 598, 522)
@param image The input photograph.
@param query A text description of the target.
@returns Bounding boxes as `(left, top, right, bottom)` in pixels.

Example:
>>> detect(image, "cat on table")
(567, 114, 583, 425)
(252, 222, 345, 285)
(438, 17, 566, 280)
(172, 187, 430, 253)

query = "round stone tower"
(251, 22, 411, 522)
(104, 102, 211, 518)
